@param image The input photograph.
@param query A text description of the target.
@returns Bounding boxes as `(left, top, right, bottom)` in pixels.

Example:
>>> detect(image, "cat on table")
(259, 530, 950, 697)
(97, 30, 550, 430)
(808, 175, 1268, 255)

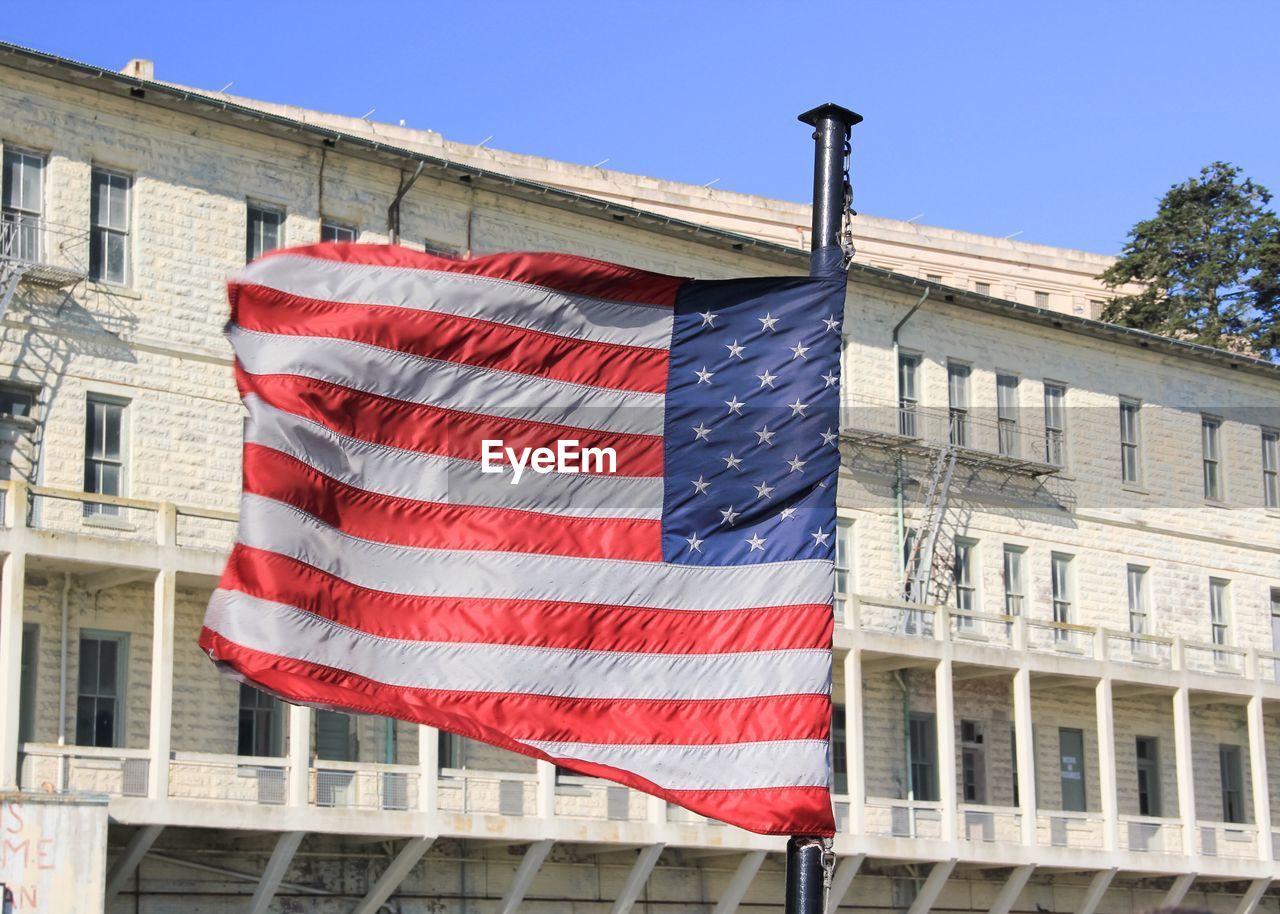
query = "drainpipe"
(893, 670, 913, 804)
(891, 289, 930, 571)
(57, 572, 70, 746)
(387, 162, 424, 245)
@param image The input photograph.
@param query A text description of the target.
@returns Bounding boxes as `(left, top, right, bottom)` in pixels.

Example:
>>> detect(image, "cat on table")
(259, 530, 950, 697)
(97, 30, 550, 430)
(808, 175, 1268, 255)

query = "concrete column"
(417, 725, 439, 818)
(609, 844, 664, 914)
(986, 864, 1034, 914)
(248, 831, 305, 914)
(498, 839, 554, 914)
(906, 859, 956, 914)
(935, 658, 957, 842)
(825, 853, 865, 914)
(536, 759, 556, 819)
(843, 648, 865, 836)
(1245, 694, 1272, 862)
(0, 481, 28, 789)
(711, 850, 766, 914)
(1077, 867, 1116, 914)
(288, 705, 312, 807)
(1172, 687, 1198, 857)
(148, 567, 176, 800)
(1094, 677, 1118, 851)
(1232, 879, 1272, 914)
(1012, 668, 1036, 847)
(353, 837, 433, 914)
(104, 824, 163, 903)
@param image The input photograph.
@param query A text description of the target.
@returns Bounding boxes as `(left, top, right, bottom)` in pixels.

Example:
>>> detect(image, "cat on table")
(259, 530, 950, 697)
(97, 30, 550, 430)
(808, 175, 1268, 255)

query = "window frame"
(246, 201, 285, 263)
(238, 683, 284, 757)
(1135, 735, 1161, 817)
(75, 629, 129, 748)
(897, 351, 921, 438)
(1202, 415, 1224, 502)
(947, 360, 971, 448)
(19, 622, 38, 745)
(1043, 382, 1067, 468)
(83, 393, 129, 517)
(1261, 429, 1278, 510)
(907, 712, 939, 802)
(1033, 290, 1050, 309)
(320, 220, 357, 243)
(831, 703, 848, 796)
(1002, 545, 1026, 617)
(2, 146, 46, 263)
(952, 537, 978, 624)
(1050, 552, 1074, 641)
(1119, 397, 1142, 485)
(1218, 744, 1245, 824)
(1209, 577, 1231, 649)
(996, 373, 1019, 457)
(88, 166, 132, 286)
(834, 518, 853, 604)
(1126, 565, 1151, 637)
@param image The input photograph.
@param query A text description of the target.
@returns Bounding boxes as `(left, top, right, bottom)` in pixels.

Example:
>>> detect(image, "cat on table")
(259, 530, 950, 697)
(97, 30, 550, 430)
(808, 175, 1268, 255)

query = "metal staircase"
(902, 444, 958, 604)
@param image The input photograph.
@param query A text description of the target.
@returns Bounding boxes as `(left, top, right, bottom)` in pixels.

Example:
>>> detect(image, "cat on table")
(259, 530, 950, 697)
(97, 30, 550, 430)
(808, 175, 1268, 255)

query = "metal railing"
(958, 805, 1022, 843)
(0, 213, 89, 284)
(169, 753, 288, 805)
(438, 769, 537, 817)
(864, 798, 944, 840)
(19, 744, 149, 797)
(1198, 821, 1258, 858)
(1118, 815, 1184, 854)
(1036, 810, 1105, 849)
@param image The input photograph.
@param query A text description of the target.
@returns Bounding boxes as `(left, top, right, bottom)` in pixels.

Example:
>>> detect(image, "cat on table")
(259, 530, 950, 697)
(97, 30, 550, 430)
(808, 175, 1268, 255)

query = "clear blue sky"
(8, 1, 1279, 255)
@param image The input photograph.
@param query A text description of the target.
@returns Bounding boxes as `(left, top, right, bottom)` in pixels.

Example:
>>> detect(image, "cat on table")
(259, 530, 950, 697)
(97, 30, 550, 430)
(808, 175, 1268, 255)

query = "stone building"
(1, 41, 1278, 914)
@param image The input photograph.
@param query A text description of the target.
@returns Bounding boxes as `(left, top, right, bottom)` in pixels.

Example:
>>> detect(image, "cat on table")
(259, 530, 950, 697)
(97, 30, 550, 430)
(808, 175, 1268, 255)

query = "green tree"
(1100, 162, 1280, 359)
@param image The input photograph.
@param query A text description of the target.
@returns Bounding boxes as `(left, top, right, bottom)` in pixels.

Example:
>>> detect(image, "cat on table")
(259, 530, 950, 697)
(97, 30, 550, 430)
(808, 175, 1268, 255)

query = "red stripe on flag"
(199, 629, 833, 835)
(257, 244, 687, 307)
(233, 283, 669, 394)
(239, 371, 665, 477)
(221, 545, 833, 654)
(198, 629, 831, 750)
(243, 446, 663, 561)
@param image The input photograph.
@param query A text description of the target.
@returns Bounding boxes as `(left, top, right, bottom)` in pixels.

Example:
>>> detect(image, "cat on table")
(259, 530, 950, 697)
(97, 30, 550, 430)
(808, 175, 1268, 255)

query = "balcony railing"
(1119, 815, 1184, 854)
(958, 804, 1022, 843)
(1198, 821, 1258, 858)
(20, 744, 150, 797)
(865, 797, 944, 840)
(0, 214, 89, 288)
(840, 393, 1060, 474)
(1036, 810, 1105, 849)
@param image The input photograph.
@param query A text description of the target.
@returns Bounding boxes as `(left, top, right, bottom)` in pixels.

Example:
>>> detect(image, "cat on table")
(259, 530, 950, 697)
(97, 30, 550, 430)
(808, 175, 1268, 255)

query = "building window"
(1043, 383, 1066, 467)
(1002, 545, 1025, 616)
(76, 631, 127, 748)
(897, 353, 920, 437)
(1034, 291, 1049, 309)
(908, 713, 938, 802)
(1119, 398, 1141, 484)
(1, 147, 44, 262)
(1209, 577, 1230, 649)
(320, 221, 356, 243)
(960, 720, 986, 804)
(0, 383, 36, 420)
(1219, 745, 1244, 823)
(997, 374, 1019, 457)
(316, 710, 356, 761)
(1202, 416, 1223, 501)
(84, 395, 127, 516)
(947, 361, 970, 447)
(1059, 727, 1087, 812)
(1135, 736, 1161, 817)
(953, 539, 977, 628)
(246, 202, 284, 262)
(1051, 553, 1073, 640)
(831, 704, 848, 796)
(925, 273, 942, 283)
(1010, 726, 1021, 806)
(19, 623, 38, 745)
(1262, 430, 1278, 509)
(89, 168, 131, 284)
(834, 519, 853, 604)
(238, 684, 283, 757)
(1127, 565, 1150, 638)
(974, 281, 991, 296)
(439, 730, 465, 769)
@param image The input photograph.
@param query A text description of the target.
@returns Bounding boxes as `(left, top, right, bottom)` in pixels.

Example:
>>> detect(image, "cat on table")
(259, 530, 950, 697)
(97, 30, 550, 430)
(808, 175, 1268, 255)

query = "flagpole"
(787, 102, 862, 914)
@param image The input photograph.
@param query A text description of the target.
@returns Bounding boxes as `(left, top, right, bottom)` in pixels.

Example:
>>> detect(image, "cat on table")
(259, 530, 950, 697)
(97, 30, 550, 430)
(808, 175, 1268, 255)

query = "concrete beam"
(1232, 879, 1272, 914)
(825, 853, 865, 914)
(80, 567, 153, 594)
(906, 859, 956, 914)
(711, 850, 767, 914)
(498, 839, 554, 914)
(1160, 873, 1196, 909)
(0, 548, 26, 789)
(352, 836, 433, 914)
(986, 864, 1034, 914)
(104, 824, 163, 903)
(609, 844, 664, 914)
(248, 831, 305, 914)
(863, 657, 935, 675)
(1076, 867, 1116, 914)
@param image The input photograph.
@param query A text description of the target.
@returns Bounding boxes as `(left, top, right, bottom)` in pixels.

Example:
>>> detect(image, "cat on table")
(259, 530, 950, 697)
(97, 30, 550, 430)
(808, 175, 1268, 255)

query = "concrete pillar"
(104, 824, 163, 903)
(248, 831, 305, 914)
(1012, 668, 1036, 847)
(825, 853, 865, 914)
(288, 705, 312, 807)
(417, 725, 439, 818)
(711, 850, 766, 914)
(498, 839, 554, 914)
(906, 859, 956, 914)
(1094, 677, 1118, 851)
(986, 864, 1034, 914)
(536, 759, 556, 819)
(935, 658, 957, 842)
(843, 648, 865, 836)
(1245, 694, 1272, 861)
(1172, 687, 1198, 857)
(0, 482, 28, 789)
(1077, 868, 1116, 914)
(353, 836, 433, 914)
(609, 844, 664, 914)
(148, 567, 176, 800)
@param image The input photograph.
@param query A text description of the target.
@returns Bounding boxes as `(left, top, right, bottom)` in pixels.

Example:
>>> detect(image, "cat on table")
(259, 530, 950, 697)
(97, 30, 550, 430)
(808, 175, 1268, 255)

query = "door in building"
(1059, 728, 1087, 812)
(315, 710, 355, 761)
(1135, 736, 1161, 817)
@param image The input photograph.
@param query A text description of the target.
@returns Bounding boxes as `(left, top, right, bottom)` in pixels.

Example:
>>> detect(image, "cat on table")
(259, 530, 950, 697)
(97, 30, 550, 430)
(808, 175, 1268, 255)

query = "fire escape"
(0, 214, 88, 318)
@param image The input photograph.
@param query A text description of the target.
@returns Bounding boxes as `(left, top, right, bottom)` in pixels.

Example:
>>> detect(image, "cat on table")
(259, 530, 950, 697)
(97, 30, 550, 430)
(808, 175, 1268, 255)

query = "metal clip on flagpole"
(787, 102, 862, 914)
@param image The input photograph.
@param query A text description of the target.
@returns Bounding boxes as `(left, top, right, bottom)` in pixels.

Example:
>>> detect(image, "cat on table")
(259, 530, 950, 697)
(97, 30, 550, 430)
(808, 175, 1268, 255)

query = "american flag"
(199, 244, 844, 836)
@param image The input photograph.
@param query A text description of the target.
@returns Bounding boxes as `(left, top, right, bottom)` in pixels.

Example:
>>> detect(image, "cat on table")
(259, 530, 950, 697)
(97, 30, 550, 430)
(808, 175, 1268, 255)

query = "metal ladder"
(902, 444, 958, 605)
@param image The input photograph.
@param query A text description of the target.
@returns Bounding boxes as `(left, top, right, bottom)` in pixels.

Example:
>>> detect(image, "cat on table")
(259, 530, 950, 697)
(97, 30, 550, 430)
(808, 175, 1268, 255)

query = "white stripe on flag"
(237, 493, 835, 610)
(517, 738, 831, 791)
(231, 325, 665, 436)
(245, 396, 662, 519)
(205, 589, 831, 704)
(238, 254, 676, 350)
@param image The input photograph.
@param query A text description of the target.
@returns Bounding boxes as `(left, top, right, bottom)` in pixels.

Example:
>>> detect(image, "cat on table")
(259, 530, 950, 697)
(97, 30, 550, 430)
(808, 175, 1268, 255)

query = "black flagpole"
(787, 102, 861, 914)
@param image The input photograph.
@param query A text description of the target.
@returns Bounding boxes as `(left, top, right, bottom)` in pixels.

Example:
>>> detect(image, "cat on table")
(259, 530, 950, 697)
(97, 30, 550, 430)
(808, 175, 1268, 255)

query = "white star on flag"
(787, 455, 807, 473)
(755, 425, 776, 446)
(753, 480, 775, 499)
(725, 396, 745, 416)
(746, 533, 767, 551)
(695, 367, 714, 384)
(790, 342, 809, 360)
(725, 340, 745, 359)
(822, 372, 839, 388)
(692, 422, 712, 441)
(691, 475, 710, 495)
(820, 428, 838, 447)
(722, 453, 743, 470)
(685, 534, 704, 552)
(810, 529, 831, 546)
(758, 313, 779, 331)
(700, 310, 717, 327)
(756, 369, 777, 389)
(719, 505, 740, 525)
(788, 398, 809, 417)
(822, 315, 840, 332)
(779, 506, 798, 520)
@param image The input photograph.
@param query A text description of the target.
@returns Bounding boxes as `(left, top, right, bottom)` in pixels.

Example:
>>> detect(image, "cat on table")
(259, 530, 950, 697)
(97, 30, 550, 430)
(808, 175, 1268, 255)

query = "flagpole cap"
(797, 103, 863, 130)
